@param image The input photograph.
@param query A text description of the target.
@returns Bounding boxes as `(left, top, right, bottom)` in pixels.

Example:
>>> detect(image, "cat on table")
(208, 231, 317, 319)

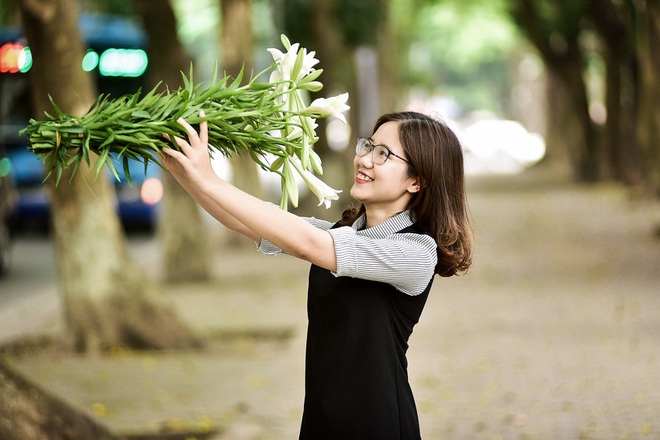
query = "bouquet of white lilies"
(22, 35, 349, 210)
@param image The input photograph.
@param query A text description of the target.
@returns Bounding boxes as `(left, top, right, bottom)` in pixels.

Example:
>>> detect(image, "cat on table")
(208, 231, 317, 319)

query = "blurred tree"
(586, 0, 640, 185)
(636, 0, 660, 195)
(509, 0, 598, 181)
(221, 0, 254, 76)
(510, 0, 659, 192)
(80, 0, 133, 14)
(0, 0, 20, 26)
(17, 0, 198, 352)
(407, 0, 520, 116)
(133, 0, 212, 282)
(0, 361, 122, 439)
(219, 0, 265, 241)
(309, 0, 343, 146)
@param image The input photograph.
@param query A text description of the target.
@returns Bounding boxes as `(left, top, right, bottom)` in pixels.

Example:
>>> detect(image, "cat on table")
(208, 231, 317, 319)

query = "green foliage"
(22, 67, 312, 185)
(536, 0, 587, 37)
(281, 0, 385, 49)
(81, 0, 134, 15)
(281, 0, 314, 48)
(407, 0, 521, 114)
(335, 0, 386, 48)
(0, 0, 16, 26)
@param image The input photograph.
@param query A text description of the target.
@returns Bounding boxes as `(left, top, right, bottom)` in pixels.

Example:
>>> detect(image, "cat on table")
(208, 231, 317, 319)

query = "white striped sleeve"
(328, 226, 437, 296)
(256, 217, 334, 255)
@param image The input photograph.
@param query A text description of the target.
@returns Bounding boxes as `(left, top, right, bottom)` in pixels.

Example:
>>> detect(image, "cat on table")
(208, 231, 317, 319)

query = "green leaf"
(93, 147, 110, 179)
(299, 68, 323, 84)
(228, 66, 245, 92)
(131, 110, 151, 119)
(47, 94, 64, 118)
(55, 164, 63, 186)
(122, 156, 133, 186)
(106, 157, 121, 182)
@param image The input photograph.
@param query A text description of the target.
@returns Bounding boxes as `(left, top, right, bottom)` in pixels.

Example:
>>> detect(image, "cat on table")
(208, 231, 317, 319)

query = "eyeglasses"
(355, 137, 409, 165)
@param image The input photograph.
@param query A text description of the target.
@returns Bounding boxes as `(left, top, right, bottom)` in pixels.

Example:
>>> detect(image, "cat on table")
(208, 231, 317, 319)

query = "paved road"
(3, 171, 660, 440)
(0, 236, 60, 343)
(0, 229, 163, 344)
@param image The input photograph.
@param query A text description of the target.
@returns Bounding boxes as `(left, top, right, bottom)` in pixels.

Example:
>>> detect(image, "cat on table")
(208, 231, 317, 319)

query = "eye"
(375, 146, 390, 158)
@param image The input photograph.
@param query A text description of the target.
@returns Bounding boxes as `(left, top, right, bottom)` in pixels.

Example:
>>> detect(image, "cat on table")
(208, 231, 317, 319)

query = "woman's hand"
(162, 110, 217, 191)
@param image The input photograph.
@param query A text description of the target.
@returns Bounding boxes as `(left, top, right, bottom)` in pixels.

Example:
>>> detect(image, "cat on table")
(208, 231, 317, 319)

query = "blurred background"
(0, 0, 659, 439)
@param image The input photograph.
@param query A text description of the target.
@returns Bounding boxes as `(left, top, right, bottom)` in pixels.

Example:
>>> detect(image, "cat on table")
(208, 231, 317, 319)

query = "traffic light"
(98, 48, 148, 77)
(0, 42, 32, 74)
(0, 42, 147, 77)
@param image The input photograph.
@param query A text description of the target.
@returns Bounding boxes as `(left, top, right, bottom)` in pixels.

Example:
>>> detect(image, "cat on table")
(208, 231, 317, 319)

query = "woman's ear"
(407, 178, 421, 194)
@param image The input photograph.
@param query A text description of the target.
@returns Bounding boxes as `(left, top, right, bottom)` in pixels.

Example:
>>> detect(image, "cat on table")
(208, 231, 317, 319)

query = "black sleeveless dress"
(299, 224, 433, 440)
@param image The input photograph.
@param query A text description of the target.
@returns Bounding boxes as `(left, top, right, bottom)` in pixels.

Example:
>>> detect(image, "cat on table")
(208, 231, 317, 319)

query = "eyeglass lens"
(356, 138, 390, 164)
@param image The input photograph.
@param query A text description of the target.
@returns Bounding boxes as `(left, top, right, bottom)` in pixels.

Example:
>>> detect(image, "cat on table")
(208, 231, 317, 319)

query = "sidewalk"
(3, 170, 660, 439)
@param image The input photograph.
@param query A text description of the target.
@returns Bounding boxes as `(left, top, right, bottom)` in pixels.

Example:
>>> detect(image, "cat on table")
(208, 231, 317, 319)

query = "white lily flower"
(289, 156, 342, 208)
(263, 36, 349, 210)
(267, 45, 295, 84)
(302, 168, 342, 208)
(303, 93, 350, 124)
(267, 42, 319, 84)
(298, 49, 320, 82)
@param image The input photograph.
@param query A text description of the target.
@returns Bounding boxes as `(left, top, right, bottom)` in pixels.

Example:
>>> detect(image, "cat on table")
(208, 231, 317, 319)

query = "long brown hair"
(339, 111, 473, 277)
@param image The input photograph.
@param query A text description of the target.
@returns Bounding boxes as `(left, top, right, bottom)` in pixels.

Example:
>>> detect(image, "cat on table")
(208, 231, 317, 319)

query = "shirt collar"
(353, 210, 415, 237)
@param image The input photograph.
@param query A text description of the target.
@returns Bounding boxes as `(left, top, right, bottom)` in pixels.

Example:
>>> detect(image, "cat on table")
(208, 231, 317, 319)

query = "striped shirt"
(257, 210, 437, 296)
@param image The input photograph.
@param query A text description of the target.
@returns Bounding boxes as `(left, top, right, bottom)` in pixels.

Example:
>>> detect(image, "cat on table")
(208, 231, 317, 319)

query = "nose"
(355, 150, 374, 168)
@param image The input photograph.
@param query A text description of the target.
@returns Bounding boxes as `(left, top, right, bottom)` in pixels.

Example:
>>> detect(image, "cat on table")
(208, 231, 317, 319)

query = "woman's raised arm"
(162, 112, 337, 271)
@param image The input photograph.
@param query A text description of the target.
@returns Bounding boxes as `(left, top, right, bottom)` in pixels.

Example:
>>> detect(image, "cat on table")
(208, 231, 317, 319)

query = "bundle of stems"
(22, 36, 348, 209)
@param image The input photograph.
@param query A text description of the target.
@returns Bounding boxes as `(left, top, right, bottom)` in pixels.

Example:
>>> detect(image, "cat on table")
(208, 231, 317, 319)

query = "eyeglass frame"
(355, 137, 410, 164)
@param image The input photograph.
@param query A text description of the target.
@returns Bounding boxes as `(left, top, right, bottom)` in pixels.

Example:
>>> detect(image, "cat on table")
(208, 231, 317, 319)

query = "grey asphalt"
(2, 170, 660, 440)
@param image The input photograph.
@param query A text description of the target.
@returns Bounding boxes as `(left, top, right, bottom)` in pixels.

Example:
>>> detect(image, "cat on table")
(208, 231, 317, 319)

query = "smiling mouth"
(356, 171, 374, 182)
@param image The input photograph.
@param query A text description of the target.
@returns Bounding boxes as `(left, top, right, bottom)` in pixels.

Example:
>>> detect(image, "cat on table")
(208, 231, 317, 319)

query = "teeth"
(358, 172, 373, 181)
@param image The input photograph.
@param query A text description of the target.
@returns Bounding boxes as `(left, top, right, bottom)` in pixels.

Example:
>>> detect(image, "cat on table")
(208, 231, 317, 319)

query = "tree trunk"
(377, 0, 401, 113)
(0, 361, 124, 440)
(542, 70, 573, 170)
(588, 0, 641, 185)
(543, 60, 596, 181)
(133, 0, 212, 283)
(220, 0, 253, 78)
(512, 0, 598, 181)
(636, 0, 660, 195)
(18, 0, 198, 352)
(219, 0, 263, 241)
(557, 50, 599, 182)
(310, 0, 342, 156)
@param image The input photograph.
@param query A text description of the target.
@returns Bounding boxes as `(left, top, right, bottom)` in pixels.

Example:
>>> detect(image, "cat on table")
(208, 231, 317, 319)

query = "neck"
(364, 206, 405, 228)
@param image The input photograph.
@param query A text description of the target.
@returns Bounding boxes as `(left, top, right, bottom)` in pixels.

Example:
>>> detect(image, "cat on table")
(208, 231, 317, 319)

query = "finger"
(165, 132, 196, 156)
(163, 133, 188, 154)
(177, 117, 200, 146)
(199, 110, 208, 147)
(162, 146, 187, 162)
(160, 149, 176, 171)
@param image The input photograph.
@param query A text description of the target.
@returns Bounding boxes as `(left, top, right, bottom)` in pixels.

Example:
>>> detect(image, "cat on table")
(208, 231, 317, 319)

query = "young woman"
(163, 110, 473, 440)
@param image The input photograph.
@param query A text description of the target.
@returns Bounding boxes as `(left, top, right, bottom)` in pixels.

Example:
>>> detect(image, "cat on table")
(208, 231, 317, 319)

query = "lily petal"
(303, 93, 350, 124)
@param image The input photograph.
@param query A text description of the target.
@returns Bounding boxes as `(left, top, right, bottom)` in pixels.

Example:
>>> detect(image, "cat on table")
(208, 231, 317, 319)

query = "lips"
(356, 171, 374, 182)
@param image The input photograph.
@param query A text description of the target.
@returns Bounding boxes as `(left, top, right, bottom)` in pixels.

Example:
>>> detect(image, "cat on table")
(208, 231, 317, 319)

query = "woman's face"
(350, 121, 419, 213)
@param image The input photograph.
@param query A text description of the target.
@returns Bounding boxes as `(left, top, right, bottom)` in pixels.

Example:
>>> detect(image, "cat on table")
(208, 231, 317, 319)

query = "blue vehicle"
(0, 13, 162, 233)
